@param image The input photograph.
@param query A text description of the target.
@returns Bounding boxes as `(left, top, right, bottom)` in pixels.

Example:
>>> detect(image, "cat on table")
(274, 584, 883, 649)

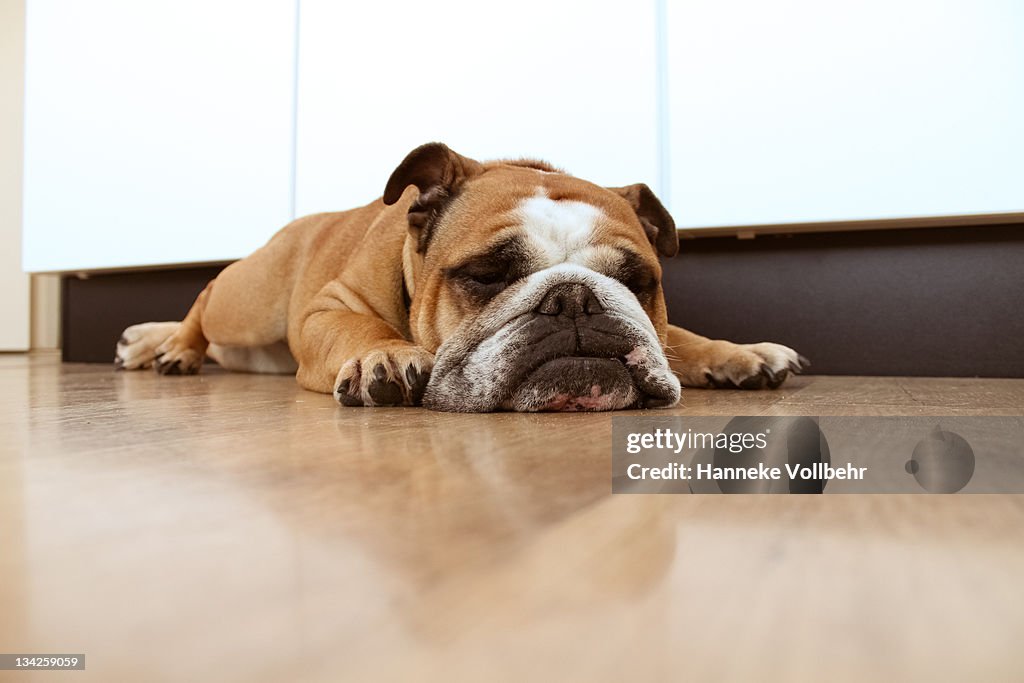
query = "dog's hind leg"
(115, 321, 181, 370)
(143, 280, 215, 375)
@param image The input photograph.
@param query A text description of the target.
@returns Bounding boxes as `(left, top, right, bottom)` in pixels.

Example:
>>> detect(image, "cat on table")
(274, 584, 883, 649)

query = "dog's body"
(116, 143, 805, 411)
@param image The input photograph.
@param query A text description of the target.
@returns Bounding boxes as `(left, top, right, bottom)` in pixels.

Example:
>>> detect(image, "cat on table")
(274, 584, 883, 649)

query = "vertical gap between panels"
(654, 0, 671, 211)
(288, 0, 302, 220)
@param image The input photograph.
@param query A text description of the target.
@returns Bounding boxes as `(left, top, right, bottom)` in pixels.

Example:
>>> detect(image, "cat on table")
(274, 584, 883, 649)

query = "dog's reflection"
(327, 412, 682, 650)
(97, 370, 681, 646)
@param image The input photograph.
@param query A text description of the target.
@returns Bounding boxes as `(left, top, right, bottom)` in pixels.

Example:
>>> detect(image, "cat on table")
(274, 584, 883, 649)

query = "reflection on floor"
(1, 353, 1022, 682)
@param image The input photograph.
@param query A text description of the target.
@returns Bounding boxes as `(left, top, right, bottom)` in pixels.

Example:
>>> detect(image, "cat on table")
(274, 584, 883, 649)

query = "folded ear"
(383, 143, 485, 252)
(608, 184, 678, 257)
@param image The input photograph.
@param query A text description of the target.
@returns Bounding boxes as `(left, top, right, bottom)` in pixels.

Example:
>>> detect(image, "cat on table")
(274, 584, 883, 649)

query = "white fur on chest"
(515, 190, 603, 264)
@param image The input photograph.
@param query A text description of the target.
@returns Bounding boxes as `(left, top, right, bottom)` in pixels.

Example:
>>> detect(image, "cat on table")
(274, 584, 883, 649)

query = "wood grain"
(1, 353, 1022, 682)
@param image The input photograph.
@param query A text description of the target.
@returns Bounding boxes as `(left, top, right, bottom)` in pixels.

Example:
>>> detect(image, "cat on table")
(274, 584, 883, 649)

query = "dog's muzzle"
(422, 268, 682, 412)
(503, 282, 657, 411)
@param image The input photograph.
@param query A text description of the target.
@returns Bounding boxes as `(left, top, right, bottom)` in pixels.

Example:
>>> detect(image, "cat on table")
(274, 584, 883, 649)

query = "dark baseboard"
(62, 265, 226, 364)
(662, 224, 1024, 377)
(62, 225, 1024, 376)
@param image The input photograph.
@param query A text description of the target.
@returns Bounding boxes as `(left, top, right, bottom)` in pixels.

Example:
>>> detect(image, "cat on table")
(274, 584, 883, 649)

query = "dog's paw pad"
(366, 364, 405, 406)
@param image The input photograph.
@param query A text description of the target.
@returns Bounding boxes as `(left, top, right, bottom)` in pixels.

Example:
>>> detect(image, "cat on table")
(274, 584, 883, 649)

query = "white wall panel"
(23, 0, 297, 272)
(667, 0, 1024, 228)
(23, 0, 1023, 274)
(295, 0, 661, 217)
(2, 0, 30, 348)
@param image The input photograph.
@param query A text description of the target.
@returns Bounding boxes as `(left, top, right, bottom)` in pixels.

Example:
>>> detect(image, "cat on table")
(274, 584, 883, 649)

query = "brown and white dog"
(115, 143, 805, 412)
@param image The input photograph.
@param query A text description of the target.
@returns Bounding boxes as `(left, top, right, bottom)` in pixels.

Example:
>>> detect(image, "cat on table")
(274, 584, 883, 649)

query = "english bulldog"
(115, 143, 806, 411)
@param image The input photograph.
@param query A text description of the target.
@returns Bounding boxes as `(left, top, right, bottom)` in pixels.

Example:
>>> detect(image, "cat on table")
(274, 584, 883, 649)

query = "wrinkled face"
(407, 166, 681, 412)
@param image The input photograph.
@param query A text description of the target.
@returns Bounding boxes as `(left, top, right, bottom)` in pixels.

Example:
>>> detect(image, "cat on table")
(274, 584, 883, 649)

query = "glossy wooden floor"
(1, 353, 1023, 682)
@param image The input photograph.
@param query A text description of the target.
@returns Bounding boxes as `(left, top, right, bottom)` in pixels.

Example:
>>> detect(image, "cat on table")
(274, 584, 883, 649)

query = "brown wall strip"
(62, 265, 226, 364)
(662, 224, 1024, 377)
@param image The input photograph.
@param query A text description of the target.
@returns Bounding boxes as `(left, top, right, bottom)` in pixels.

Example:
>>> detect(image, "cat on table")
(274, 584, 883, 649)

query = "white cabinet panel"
(295, 0, 660, 217)
(23, 0, 297, 272)
(667, 0, 1024, 228)
(2, 0, 29, 349)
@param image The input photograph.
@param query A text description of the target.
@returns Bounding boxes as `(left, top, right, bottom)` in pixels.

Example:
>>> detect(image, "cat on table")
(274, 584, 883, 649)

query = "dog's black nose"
(535, 283, 604, 317)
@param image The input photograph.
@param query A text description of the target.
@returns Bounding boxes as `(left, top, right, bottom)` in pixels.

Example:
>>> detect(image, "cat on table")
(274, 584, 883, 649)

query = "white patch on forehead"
(515, 189, 603, 264)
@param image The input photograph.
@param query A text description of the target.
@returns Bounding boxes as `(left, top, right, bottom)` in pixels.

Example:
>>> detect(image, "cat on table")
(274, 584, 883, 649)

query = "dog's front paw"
(333, 345, 434, 407)
(696, 341, 808, 390)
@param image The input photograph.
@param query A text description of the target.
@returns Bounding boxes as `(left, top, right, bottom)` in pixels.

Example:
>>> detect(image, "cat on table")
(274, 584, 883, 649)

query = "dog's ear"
(608, 184, 678, 257)
(383, 142, 484, 252)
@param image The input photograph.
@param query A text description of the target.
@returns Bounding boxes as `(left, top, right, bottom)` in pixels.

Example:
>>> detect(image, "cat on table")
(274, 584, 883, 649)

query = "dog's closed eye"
(445, 237, 532, 302)
(452, 263, 512, 299)
(610, 249, 659, 302)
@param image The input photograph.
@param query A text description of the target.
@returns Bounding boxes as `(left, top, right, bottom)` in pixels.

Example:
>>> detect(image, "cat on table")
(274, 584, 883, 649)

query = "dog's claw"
(765, 367, 788, 389)
(157, 359, 182, 375)
(335, 377, 364, 407)
(783, 355, 809, 376)
(705, 371, 725, 389)
(739, 366, 768, 389)
(405, 366, 430, 405)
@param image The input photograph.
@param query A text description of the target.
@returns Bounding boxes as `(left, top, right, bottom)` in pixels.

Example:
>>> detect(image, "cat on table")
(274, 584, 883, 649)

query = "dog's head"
(383, 143, 681, 412)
